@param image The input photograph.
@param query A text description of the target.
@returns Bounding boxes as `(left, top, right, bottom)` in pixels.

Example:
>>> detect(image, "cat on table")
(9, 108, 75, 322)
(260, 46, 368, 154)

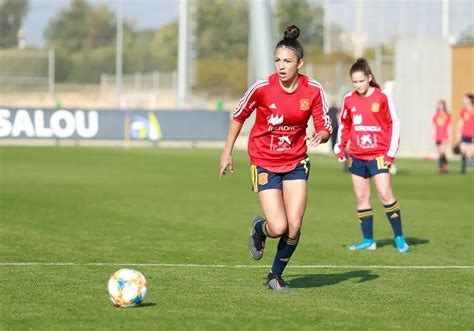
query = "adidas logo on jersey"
(269, 103, 277, 109)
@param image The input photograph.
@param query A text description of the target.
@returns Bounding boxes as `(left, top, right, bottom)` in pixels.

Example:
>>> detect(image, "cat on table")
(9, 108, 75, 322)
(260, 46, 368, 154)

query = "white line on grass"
(0, 263, 472, 269)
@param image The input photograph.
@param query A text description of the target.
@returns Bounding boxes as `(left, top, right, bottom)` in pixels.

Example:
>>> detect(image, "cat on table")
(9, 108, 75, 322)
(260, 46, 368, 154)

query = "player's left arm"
(383, 91, 400, 164)
(309, 87, 332, 146)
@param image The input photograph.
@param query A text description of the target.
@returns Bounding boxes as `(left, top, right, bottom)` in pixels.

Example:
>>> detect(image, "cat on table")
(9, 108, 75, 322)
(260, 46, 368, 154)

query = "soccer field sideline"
(1, 262, 472, 269)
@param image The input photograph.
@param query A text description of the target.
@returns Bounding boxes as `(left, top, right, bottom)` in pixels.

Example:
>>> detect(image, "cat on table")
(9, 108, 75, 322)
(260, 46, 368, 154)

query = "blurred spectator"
(432, 100, 451, 173)
(458, 94, 474, 174)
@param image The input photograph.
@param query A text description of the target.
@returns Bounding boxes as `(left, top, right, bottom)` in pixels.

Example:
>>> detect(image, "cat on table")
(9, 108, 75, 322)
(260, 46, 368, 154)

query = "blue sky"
(22, 0, 473, 48)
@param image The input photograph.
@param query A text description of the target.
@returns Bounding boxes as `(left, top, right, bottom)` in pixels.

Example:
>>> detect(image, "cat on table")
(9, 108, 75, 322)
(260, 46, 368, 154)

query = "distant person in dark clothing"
(328, 104, 347, 171)
(328, 105, 339, 151)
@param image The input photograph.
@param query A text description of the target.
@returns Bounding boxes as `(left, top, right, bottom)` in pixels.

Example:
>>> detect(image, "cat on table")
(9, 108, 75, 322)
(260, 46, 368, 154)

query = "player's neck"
(279, 75, 299, 93)
(358, 86, 375, 98)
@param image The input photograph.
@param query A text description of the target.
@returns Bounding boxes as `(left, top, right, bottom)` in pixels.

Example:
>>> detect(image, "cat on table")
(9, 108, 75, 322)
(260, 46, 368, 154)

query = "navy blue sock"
(271, 233, 299, 276)
(384, 201, 403, 237)
(254, 219, 268, 238)
(357, 208, 374, 240)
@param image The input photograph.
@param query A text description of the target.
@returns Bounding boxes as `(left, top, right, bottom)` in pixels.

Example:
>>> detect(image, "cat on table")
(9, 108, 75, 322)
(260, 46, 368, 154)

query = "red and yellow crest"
(258, 173, 268, 185)
(371, 103, 380, 112)
(300, 99, 310, 111)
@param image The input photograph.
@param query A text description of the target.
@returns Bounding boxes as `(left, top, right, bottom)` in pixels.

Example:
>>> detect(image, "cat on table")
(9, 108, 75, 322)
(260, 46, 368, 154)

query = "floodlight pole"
(177, 0, 188, 111)
(116, 0, 123, 109)
(248, 0, 274, 84)
(442, 0, 450, 38)
(323, 0, 331, 55)
(355, 0, 364, 57)
(48, 47, 55, 100)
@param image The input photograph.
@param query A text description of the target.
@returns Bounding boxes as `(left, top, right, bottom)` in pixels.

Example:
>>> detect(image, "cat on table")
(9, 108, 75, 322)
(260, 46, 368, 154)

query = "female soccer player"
(432, 100, 451, 173)
(458, 94, 474, 174)
(333, 58, 409, 253)
(219, 25, 332, 291)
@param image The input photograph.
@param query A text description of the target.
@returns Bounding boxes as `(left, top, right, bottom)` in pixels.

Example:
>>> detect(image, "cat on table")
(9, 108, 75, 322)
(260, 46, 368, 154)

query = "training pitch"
(0, 146, 472, 329)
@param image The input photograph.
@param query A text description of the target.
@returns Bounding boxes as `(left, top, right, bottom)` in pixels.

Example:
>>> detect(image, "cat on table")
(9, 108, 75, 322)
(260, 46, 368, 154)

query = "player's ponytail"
(275, 25, 304, 60)
(350, 58, 380, 88)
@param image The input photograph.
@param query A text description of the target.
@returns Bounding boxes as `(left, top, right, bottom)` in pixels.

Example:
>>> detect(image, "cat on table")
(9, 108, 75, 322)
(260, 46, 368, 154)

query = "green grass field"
(0, 146, 473, 329)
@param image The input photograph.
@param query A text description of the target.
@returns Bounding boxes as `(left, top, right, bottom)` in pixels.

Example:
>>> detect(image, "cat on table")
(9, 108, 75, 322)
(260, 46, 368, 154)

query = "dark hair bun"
(284, 25, 300, 40)
(356, 57, 368, 64)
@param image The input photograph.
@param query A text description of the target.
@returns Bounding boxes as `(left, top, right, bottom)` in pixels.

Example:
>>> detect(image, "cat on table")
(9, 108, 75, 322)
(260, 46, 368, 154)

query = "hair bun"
(284, 25, 300, 40)
(356, 57, 368, 64)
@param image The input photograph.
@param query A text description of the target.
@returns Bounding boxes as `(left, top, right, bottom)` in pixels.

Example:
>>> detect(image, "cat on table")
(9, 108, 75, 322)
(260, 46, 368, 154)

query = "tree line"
(1, 0, 355, 96)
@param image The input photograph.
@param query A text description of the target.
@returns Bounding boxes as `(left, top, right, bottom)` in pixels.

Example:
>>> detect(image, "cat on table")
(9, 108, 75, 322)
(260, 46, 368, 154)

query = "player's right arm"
(219, 79, 265, 179)
(219, 120, 244, 179)
(333, 95, 352, 161)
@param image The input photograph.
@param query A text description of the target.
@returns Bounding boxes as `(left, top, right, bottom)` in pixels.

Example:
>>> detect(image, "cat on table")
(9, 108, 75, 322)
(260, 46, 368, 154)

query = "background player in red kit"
(458, 94, 474, 174)
(219, 25, 332, 291)
(334, 58, 409, 253)
(432, 100, 451, 173)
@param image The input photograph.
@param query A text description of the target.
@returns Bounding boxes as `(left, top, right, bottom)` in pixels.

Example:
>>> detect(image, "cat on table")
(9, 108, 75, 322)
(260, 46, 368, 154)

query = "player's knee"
(287, 217, 302, 233)
(378, 191, 394, 204)
(355, 193, 370, 205)
(267, 222, 287, 237)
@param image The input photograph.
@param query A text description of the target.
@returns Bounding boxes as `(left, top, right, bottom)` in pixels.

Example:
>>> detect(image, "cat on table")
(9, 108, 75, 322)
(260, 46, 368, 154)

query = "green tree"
(44, 0, 137, 82)
(0, 0, 28, 48)
(149, 21, 179, 72)
(44, 0, 117, 53)
(194, 0, 248, 95)
(274, 0, 324, 59)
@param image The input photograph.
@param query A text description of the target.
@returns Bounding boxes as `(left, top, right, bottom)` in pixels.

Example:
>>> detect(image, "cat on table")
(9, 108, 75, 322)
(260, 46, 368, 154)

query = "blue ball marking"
(118, 280, 127, 290)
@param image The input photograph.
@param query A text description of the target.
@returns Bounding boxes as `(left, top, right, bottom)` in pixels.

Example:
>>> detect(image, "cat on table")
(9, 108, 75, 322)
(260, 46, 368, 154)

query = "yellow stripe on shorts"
(376, 155, 388, 170)
(300, 157, 310, 174)
(250, 164, 258, 192)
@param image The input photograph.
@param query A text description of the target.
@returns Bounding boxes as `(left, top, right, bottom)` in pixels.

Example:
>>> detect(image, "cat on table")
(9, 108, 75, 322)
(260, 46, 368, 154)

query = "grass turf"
(0, 146, 473, 329)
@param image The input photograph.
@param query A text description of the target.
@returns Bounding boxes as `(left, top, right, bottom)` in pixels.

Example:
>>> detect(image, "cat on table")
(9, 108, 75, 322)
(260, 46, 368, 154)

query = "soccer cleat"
(248, 216, 266, 260)
(266, 272, 290, 291)
(395, 236, 409, 253)
(348, 238, 376, 251)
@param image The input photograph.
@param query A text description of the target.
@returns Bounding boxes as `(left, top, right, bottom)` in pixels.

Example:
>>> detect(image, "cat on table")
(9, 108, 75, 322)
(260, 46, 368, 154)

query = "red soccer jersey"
(432, 112, 451, 142)
(334, 88, 400, 163)
(233, 73, 332, 170)
(460, 107, 474, 137)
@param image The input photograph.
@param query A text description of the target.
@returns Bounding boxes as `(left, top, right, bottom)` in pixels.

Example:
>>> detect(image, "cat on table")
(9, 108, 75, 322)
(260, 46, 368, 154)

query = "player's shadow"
(286, 270, 378, 289)
(134, 302, 157, 308)
(376, 237, 429, 248)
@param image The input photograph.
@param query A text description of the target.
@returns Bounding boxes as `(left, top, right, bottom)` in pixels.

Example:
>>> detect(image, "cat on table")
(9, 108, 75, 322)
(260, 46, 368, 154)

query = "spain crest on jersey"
(371, 103, 380, 112)
(300, 99, 310, 111)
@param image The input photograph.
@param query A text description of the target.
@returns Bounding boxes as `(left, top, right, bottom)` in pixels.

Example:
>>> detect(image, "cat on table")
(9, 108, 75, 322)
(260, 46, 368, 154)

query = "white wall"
(394, 38, 451, 157)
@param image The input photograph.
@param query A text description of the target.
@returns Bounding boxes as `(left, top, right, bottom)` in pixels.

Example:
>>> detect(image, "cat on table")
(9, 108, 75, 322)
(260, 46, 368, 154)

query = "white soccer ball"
(108, 268, 147, 307)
